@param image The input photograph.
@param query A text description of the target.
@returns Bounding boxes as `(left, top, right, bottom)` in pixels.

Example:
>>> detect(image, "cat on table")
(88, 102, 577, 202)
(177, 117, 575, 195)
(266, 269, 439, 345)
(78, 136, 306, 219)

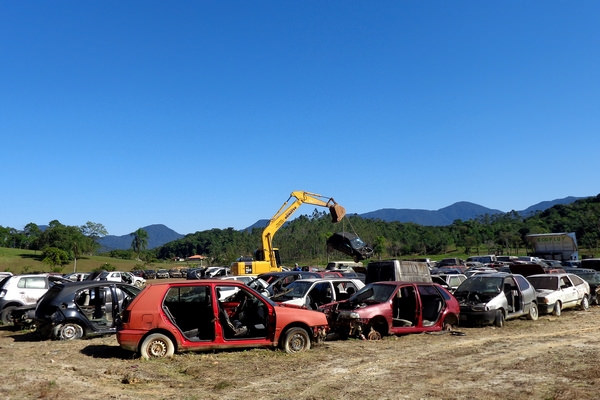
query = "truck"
(230, 191, 346, 275)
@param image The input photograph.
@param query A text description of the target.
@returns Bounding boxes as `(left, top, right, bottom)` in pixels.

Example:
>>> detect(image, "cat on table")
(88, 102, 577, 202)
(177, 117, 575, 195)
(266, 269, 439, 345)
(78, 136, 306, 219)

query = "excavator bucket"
(329, 204, 346, 223)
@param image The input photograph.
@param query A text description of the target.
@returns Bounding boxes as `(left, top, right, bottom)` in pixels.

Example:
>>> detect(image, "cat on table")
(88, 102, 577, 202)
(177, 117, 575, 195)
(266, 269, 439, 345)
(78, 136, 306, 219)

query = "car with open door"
(453, 273, 538, 327)
(117, 280, 329, 359)
(319, 281, 459, 340)
(34, 280, 141, 340)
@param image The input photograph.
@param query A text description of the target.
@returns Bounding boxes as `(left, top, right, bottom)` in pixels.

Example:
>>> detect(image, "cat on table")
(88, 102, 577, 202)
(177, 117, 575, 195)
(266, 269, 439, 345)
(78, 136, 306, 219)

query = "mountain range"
(96, 196, 584, 251)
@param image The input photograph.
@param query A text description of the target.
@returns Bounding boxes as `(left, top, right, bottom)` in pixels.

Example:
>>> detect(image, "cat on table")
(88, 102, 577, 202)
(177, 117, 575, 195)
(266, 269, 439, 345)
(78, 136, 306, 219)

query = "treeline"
(2, 195, 599, 268)
(0, 221, 108, 271)
(156, 195, 600, 264)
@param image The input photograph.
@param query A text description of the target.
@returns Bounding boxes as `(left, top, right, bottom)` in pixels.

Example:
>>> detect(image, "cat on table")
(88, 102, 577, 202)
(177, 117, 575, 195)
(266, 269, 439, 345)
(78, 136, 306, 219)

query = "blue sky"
(2, 1, 599, 236)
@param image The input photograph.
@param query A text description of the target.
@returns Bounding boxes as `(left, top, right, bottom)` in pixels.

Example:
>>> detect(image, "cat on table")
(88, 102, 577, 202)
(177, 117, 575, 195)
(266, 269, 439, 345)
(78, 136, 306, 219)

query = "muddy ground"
(1, 306, 599, 400)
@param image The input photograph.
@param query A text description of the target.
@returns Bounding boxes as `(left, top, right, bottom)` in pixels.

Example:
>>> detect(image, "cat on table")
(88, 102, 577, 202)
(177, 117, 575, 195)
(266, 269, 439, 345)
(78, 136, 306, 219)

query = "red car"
(117, 280, 328, 359)
(320, 281, 460, 339)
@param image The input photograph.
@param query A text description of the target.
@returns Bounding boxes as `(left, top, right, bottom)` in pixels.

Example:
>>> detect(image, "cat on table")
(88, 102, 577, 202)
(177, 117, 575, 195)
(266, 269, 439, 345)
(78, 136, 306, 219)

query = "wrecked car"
(117, 280, 329, 359)
(0, 274, 70, 325)
(271, 278, 364, 309)
(326, 232, 374, 261)
(453, 273, 538, 327)
(319, 281, 459, 340)
(34, 281, 141, 340)
(527, 273, 590, 316)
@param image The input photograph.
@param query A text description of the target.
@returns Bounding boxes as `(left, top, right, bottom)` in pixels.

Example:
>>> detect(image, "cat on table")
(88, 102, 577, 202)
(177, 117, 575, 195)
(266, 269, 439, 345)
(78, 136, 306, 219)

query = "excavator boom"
(231, 191, 346, 275)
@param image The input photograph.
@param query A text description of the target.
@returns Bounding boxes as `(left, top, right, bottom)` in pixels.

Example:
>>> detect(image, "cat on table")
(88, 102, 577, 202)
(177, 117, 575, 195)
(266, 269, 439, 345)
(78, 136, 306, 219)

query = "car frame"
(34, 280, 141, 340)
(326, 232, 374, 261)
(117, 280, 329, 359)
(320, 281, 460, 340)
(454, 273, 538, 327)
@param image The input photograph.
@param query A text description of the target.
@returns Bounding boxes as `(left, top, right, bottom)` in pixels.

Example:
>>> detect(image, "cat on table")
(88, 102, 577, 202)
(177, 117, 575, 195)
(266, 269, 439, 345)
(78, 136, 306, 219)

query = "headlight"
(472, 305, 488, 312)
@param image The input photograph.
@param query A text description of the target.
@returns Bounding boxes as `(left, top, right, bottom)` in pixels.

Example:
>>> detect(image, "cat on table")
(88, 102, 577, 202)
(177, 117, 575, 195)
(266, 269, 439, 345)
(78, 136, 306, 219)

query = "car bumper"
(117, 329, 146, 352)
(537, 302, 555, 314)
(459, 309, 497, 326)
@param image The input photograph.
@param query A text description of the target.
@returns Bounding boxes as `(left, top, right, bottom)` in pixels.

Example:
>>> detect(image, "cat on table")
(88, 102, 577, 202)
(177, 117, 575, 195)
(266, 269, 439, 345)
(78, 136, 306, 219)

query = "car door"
(559, 275, 579, 308)
(215, 285, 271, 345)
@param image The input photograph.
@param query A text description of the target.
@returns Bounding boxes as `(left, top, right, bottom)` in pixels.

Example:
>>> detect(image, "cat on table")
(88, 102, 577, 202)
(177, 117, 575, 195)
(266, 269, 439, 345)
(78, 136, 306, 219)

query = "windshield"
(527, 276, 558, 291)
(350, 283, 396, 303)
(350, 237, 365, 248)
(455, 276, 503, 295)
(272, 281, 312, 300)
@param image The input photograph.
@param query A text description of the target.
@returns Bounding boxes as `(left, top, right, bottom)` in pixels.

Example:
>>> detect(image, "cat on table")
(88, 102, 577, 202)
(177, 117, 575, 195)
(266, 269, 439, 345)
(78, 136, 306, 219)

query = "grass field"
(0, 247, 142, 274)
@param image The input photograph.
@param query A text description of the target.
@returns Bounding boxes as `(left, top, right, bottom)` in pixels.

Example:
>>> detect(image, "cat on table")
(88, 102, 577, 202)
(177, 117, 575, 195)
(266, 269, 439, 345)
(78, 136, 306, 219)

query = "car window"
(569, 275, 585, 286)
(17, 277, 47, 289)
(514, 275, 531, 290)
(560, 277, 572, 288)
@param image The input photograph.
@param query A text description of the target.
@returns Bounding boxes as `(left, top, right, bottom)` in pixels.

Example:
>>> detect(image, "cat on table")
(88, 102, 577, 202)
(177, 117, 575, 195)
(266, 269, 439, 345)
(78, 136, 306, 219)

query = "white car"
(271, 278, 364, 309)
(527, 273, 590, 316)
(217, 275, 268, 300)
(96, 271, 146, 288)
(0, 274, 69, 324)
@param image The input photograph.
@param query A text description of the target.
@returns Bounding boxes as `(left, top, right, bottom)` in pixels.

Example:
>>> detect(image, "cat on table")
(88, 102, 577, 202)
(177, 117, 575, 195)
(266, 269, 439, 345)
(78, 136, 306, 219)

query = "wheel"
(527, 303, 539, 321)
(0, 306, 17, 325)
(443, 322, 453, 331)
(552, 301, 562, 317)
(56, 323, 84, 340)
(580, 295, 590, 311)
(281, 327, 311, 354)
(494, 310, 504, 327)
(140, 333, 175, 359)
(367, 327, 382, 340)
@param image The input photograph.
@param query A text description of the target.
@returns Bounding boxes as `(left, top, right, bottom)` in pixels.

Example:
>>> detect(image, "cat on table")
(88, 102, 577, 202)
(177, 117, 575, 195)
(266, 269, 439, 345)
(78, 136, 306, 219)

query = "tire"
(0, 306, 17, 325)
(56, 323, 84, 340)
(281, 327, 311, 354)
(140, 333, 175, 359)
(527, 303, 539, 321)
(494, 310, 504, 328)
(552, 301, 562, 317)
(580, 295, 590, 311)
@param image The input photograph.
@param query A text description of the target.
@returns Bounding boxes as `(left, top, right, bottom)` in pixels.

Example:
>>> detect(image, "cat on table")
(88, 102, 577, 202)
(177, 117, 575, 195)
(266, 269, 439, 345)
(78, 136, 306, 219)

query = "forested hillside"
(156, 194, 600, 265)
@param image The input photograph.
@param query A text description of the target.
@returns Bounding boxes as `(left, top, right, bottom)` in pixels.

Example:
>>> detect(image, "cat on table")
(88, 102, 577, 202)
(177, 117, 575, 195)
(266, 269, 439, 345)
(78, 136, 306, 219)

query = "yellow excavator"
(231, 191, 346, 275)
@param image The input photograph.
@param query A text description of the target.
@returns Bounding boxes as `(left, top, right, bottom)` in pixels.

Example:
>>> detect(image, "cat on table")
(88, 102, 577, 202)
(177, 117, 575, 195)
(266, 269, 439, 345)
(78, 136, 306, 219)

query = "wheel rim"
(530, 305, 538, 320)
(288, 333, 307, 352)
(148, 339, 168, 357)
(582, 296, 589, 310)
(61, 324, 82, 340)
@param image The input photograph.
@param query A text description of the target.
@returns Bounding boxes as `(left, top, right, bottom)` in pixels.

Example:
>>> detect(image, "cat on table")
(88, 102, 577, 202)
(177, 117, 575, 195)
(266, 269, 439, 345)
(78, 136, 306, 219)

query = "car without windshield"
(34, 280, 141, 340)
(453, 273, 538, 327)
(526, 273, 590, 316)
(319, 281, 459, 340)
(117, 280, 329, 359)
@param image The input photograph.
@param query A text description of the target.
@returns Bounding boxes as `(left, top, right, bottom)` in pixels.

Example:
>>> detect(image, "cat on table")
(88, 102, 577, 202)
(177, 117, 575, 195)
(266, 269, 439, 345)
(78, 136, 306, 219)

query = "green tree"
(130, 228, 149, 260)
(41, 247, 70, 272)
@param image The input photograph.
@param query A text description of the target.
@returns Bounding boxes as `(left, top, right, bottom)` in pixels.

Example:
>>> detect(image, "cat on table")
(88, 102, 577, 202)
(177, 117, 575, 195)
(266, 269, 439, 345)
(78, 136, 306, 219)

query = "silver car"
(454, 273, 538, 327)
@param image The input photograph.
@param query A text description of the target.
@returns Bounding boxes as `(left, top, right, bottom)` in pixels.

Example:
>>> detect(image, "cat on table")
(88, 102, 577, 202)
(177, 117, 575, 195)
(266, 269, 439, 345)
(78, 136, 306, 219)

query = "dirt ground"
(1, 306, 599, 400)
